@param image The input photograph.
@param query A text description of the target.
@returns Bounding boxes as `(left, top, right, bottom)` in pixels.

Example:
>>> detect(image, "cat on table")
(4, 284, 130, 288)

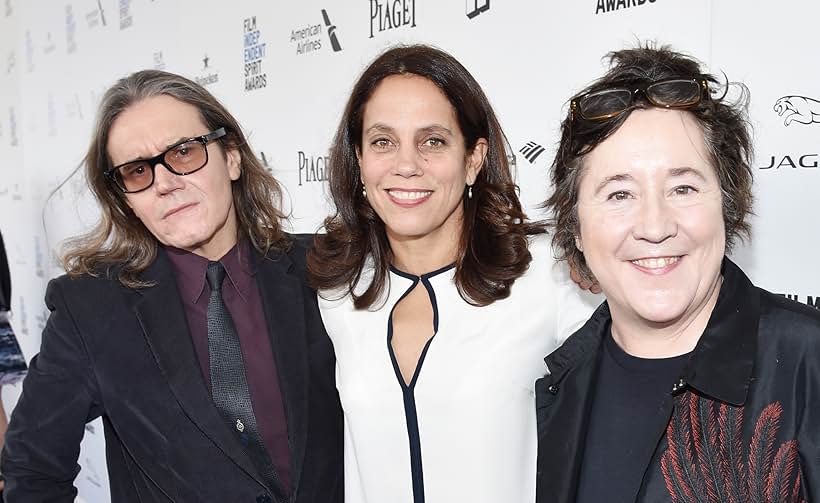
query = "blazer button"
(256, 495, 272, 503)
(548, 384, 559, 395)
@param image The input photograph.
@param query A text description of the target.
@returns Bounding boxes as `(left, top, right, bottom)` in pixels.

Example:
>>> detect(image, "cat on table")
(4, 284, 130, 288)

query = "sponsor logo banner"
(244, 16, 268, 91)
(774, 95, 820, 127)
(519, 141, 546, 164)
(290, 9, 343, 55)
(298, 151, 329, 186)
(466, 0, 490, 19)
(370, 0, 416, 38)
(596, 0, 657, 15)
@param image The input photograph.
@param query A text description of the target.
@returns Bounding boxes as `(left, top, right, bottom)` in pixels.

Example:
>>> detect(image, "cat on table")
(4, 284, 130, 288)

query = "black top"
(536, 258, 820, 503)
(576, 331, 690, 503)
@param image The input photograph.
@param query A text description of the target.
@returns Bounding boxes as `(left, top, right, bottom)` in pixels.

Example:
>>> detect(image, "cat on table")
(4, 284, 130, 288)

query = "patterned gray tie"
(206, 261, 282, 494)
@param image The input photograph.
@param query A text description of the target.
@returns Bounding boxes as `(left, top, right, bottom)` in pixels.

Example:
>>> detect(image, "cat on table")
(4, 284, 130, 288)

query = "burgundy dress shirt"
(166, 242, 292, 493)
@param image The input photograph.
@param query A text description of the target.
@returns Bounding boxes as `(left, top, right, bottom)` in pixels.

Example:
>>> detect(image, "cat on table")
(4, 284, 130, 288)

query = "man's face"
(107, 95, 241, 260)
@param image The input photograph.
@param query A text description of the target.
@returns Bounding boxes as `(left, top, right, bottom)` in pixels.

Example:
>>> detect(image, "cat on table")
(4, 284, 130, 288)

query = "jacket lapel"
(536, 305, 609, 503)
(253, 247, 310, 495)
(132, 249, 267, 488)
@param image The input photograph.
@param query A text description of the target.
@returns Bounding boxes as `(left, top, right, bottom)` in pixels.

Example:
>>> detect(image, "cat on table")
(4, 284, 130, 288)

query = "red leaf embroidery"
(661, 395, 806, 503)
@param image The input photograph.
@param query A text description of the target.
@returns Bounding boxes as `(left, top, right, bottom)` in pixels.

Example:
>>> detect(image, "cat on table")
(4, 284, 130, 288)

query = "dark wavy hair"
(546, 44, 753, 282)
(308, 44, 543, 309)
(62, 70, 288, 288)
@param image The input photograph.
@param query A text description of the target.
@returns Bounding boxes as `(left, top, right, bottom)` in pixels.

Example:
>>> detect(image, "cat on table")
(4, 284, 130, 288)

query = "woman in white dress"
(307, 44, 598, 503)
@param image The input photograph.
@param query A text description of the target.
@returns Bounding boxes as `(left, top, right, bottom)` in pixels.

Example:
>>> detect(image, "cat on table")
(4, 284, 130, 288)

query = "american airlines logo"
(519, 141, 546, 164)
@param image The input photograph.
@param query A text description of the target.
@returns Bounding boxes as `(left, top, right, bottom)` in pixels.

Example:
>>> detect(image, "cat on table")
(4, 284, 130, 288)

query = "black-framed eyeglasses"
(105, 127, 227, 193)
(571, 78, 710, 121)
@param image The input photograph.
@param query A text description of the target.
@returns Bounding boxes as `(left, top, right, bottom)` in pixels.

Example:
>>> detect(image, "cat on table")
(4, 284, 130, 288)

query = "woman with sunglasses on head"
(535, 45, 820, 503)
(308, 44, 598, 503)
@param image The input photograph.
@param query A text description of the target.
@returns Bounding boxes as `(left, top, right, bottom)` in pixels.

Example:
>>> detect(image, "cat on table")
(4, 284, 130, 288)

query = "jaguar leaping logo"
(773, 95, 820, 126)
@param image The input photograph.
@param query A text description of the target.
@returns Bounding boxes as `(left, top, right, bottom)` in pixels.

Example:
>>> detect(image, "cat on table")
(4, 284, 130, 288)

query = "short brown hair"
(546, 44, 753, 282)
(62, 70, 287, 288)
(308, 44, 543, 309)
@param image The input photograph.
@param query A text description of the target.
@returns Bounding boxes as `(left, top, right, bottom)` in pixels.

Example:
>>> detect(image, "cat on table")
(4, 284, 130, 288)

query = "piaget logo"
(369, 0, 416, 38)
(298, 151, 329, 186)
(244, 16, 268, 91)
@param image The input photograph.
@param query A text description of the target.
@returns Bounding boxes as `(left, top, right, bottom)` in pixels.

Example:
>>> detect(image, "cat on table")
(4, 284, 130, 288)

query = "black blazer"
(535, 258, 820, 503)
(0, 230, 11, 310)
(1, 235, 343, 503)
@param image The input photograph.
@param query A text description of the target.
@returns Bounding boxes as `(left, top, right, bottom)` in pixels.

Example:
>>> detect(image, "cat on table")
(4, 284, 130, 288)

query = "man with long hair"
(1, 70, 342, 503)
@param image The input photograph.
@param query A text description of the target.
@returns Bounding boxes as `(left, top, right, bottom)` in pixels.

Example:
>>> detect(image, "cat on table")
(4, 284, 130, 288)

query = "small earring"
(467, 185, 473, 199)
(362, 186, 367, 199)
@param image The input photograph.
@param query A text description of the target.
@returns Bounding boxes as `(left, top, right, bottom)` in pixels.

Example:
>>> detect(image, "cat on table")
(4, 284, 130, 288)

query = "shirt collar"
(165, 240, 255, 304)
(681, 258, 759, 405)
(545, 257, 759, 406)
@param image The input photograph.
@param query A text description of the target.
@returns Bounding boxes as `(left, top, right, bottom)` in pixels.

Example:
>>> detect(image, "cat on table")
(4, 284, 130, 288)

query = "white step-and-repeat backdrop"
(0, 0, 817, 500)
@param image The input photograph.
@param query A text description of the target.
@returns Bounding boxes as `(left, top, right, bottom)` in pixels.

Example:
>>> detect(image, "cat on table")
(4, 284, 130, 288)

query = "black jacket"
(1, 235, 343, 503)
(536, 258, 820, 503)
(0, 230, 11, 311)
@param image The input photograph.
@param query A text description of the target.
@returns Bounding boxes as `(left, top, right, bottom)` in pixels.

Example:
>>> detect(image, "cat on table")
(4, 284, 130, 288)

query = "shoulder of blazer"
(757, 287, 820, 350)
(542, 301, 610, 384)
(46, 266, 126, 301)
(284, 233, 315, 269)
(258, 233, 317, 279)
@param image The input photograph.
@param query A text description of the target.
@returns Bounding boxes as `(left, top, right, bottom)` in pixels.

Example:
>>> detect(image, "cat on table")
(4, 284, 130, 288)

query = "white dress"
(319, 234, 600, 503)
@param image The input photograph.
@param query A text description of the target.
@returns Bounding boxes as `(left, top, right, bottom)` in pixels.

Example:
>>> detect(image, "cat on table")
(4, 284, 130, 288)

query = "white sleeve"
(549, 259, 603, 348)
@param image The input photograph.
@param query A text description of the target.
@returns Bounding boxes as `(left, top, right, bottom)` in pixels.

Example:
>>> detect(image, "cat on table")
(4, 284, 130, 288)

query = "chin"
(386, 223, 436, 240)
(633, 300, 691, 326)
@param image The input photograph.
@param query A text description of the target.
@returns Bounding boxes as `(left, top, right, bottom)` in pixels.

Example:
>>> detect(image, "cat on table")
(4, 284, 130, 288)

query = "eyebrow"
(669, 166, 708, 181)
(364, 123, 454, 136)
(594, 173, 633, 195)
(121, 136, 195, 164)
(593, 166, 708, 195)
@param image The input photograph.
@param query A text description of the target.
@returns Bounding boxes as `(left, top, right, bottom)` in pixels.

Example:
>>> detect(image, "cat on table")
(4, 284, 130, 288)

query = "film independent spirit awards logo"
(759, 94, 820, 171)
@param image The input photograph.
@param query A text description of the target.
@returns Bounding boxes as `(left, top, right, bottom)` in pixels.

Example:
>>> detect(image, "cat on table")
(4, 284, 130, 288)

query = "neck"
(388, 222, 462, 276)
(610, 275, 723, 359)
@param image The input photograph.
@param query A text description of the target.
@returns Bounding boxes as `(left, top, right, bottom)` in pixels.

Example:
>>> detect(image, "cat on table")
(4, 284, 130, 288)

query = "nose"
(632, 194, 678, 243)
(393, 143, 422, 178)
(151, 162, 185, 194)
